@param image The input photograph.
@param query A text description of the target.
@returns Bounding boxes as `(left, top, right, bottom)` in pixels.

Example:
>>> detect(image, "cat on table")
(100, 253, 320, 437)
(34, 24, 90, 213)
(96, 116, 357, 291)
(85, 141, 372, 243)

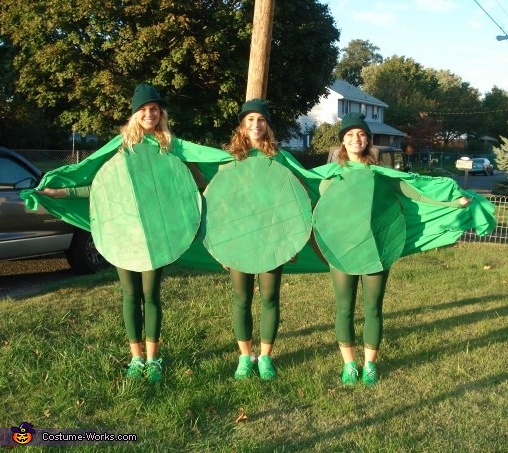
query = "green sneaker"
(341, 361, 359, 385)
(126, 357, 145, 380)
(234, 355, 254, 380)
(257, 355, 277, 380)
(145, 358, 163, 383)
(362, 361, 378, 387)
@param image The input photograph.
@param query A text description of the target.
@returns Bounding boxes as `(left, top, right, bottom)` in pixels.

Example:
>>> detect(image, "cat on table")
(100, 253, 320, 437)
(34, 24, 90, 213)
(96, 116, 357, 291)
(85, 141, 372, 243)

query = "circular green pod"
(90, 144, 201, 271)
(312, 168, 406, 274)
(202, 157, 312, 273)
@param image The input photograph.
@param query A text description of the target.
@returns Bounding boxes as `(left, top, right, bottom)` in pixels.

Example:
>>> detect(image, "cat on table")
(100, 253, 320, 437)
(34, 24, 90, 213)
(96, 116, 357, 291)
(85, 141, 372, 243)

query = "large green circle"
(312, 168, 406, 274)
(90, 145, 201, 271)
(202, 157, 312, 273)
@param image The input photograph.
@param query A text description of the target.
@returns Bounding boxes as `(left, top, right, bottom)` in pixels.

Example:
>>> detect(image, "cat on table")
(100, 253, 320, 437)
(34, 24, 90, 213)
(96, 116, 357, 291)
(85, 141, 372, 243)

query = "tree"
(310, 122, 340, 154)
(493, 135, 508, 177)
(362, 56, 439, 130)
(361, 56, 486, 150)
(429, 69, 482, 146)
(481, 87, 508, 140)
(0, 0, 339, 144)
(333, 39, 382, 87)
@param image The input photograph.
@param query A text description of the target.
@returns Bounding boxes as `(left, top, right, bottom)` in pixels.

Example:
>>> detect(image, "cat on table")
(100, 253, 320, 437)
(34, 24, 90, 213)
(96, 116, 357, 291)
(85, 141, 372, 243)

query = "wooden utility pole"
(245, 0, 275, 101)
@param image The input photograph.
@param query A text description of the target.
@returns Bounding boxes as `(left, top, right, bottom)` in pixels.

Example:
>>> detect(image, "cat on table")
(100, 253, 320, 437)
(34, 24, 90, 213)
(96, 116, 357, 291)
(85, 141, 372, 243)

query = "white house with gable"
(283, 79, 405, 151)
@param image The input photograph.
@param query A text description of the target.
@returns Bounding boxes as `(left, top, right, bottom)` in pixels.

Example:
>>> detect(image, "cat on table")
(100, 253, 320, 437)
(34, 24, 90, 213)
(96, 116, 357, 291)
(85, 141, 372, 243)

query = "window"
(340, 100, 351, 114)
(0, 157, 35, 189)
(372, 105, 379, 119)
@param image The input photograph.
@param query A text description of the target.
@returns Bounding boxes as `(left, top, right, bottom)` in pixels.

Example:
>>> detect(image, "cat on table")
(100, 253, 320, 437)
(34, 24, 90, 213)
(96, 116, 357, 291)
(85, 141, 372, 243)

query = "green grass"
(1, 243, 507, 452)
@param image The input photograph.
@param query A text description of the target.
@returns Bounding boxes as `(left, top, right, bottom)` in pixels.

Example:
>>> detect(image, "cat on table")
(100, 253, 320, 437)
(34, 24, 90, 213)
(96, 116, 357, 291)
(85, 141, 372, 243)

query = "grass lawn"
(0, 243, 507, 451)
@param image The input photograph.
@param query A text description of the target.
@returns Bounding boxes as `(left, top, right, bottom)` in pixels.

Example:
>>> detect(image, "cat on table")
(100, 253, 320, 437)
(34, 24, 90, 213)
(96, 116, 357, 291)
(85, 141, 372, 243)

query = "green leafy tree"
(333, 39, 382, 87)
(0, 0, 339, 144)
(429, 69, 482, 146)
(362, 55, 439, 130)
(362, 56, 486, 150)
(310, 122, 340, 154)
(481, 87, 508, 140)
(0, 36, 61, 147)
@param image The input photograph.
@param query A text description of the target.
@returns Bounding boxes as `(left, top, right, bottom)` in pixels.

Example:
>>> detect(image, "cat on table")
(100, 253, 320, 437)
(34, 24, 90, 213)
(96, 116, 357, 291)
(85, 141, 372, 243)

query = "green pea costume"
(22, 143, 496, 275)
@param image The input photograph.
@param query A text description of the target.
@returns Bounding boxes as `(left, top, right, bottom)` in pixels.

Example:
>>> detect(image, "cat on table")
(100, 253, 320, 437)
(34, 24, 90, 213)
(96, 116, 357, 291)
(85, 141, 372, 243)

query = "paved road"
(0, 255, 76, 300)
(454, 170, 505, 195)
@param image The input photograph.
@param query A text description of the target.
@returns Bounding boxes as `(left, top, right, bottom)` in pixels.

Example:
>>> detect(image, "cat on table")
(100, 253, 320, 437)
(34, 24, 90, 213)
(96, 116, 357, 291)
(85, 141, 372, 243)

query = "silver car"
(470, 157, 494, 176)
(0, 146, 105, 274)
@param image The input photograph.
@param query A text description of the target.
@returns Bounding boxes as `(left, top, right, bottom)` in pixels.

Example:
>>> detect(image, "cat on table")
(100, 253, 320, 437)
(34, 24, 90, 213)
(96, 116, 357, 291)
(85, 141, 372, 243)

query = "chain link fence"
(460, 195, 508, 244)
(16, 149, 95, 173)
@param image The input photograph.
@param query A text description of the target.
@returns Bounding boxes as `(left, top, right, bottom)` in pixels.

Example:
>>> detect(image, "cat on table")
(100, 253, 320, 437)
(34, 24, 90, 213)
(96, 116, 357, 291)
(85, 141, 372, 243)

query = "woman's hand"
(37, 188, 67, 198)
(459, 196, 472, 207)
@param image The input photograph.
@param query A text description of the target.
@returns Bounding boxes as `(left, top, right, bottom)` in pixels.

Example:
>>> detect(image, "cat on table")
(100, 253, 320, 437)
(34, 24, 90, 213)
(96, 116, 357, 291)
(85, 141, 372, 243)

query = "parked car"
(469, 157, 494, 176)
(0, 146, 106, 274)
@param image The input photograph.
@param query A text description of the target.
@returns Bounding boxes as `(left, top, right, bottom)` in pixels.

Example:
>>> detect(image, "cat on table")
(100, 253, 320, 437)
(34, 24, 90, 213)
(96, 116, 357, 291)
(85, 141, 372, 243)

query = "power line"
(474, 0, 508, 37)
(426, 108, 508, 116)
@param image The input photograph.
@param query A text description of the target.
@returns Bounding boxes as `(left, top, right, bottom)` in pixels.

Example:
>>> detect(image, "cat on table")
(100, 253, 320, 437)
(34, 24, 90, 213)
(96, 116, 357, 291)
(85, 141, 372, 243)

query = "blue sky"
(322, 0, 508, 95)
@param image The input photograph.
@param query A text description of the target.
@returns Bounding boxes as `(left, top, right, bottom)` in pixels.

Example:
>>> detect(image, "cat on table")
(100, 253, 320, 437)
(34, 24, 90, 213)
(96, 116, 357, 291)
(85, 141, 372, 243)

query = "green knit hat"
(131, 83, 166, 114)
(338, 112, 372, 141)
(238, 98, 272, 127)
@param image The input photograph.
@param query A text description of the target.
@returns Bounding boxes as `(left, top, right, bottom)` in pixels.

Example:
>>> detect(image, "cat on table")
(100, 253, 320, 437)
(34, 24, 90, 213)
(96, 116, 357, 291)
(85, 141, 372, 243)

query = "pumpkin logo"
(11, 422, 35, 445)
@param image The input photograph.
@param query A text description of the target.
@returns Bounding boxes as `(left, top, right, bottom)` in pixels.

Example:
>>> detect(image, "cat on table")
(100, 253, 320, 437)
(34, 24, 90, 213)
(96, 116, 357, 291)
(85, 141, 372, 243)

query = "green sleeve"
(65, 186, 91, 198)
(395, 179, 463, 208)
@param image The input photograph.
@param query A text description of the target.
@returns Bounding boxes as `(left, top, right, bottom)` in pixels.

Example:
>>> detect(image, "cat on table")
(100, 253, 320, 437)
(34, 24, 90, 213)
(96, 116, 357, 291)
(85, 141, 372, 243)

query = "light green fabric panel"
(90, 144, 201, 271)
(201, 157, 312, 274)
(312, 169, 406, 274)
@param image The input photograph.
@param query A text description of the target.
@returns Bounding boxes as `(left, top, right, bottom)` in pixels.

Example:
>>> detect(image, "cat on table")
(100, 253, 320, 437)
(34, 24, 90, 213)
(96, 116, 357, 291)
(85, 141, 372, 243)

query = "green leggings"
(116, 267, 163, 343)
(330, 267, 389, 349)
(230, 267, 282, 344)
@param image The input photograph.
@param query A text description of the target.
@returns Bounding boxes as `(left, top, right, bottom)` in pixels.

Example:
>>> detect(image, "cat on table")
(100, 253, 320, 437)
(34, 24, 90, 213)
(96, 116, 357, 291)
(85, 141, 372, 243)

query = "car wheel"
(65, 229, 108, 274)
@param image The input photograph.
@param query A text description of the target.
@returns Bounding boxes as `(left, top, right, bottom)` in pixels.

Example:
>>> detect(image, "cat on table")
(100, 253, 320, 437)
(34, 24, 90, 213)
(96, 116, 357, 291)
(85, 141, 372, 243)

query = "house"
(282, 80, 405, 152)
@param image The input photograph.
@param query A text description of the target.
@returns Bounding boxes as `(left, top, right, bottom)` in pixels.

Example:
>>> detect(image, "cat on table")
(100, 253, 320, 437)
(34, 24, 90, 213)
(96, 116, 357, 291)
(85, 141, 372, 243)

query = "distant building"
(282, 80, 405, 151)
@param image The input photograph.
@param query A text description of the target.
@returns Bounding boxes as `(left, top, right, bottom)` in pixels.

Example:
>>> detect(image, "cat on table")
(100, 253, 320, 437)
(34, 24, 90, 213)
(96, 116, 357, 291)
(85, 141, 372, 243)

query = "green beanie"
(338, 112, 372, 141)
(238, 98, 272, 127)
(131, 83, 166, 114)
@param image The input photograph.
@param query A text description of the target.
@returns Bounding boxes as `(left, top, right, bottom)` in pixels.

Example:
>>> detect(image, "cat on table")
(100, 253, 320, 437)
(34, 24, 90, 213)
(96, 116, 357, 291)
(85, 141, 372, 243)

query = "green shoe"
(362, 361, 378, 387)
(234, 355, 254, 380)
(257, 355, 277, 380)
(126, 357, 145, 380)
(341, 361, 359, 385)
(145, 358, 163, 383)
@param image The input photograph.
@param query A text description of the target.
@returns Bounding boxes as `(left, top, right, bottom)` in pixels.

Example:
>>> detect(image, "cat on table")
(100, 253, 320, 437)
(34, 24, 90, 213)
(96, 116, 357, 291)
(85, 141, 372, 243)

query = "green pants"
(116, 267, 163, 343)
(330, 267, 389, 349)
(230, 267, 282, 345)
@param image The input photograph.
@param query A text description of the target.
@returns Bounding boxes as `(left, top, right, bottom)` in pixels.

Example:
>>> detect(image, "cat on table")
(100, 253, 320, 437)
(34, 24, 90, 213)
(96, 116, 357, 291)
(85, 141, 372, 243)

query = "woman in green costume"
(323, 112, 471, 387)
(38, 84, 186, 383)
(222, 99, 289, 380)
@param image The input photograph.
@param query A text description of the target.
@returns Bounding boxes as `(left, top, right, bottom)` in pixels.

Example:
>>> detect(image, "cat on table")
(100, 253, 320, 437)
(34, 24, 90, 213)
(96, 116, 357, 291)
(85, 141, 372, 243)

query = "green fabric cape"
(21, 137, 497, 274)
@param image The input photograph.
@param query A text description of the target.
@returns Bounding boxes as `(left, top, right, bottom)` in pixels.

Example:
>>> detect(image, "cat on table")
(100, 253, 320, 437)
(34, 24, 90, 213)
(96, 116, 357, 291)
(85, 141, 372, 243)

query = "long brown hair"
(119, 107, 172, 153)
(224, 118, 278, 160)
(336, 139, 377, 166)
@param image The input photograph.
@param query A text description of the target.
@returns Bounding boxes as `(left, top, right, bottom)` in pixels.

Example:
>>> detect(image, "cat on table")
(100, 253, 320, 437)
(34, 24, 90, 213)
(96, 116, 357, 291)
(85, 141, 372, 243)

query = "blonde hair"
(336, 139, 377, 166)
(119, 107, 172, 153)
(224, 118, 278, 160)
